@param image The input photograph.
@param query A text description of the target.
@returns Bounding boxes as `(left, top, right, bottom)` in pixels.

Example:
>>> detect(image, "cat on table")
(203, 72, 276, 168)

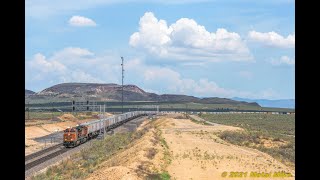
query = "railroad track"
(25, 147, 69, 171)
(25, 115, 148, 174)
(25, 143, 63, 162)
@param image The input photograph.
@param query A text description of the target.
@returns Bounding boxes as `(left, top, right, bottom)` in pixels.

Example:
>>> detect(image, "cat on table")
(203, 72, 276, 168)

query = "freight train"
(63, 111, 155, 147)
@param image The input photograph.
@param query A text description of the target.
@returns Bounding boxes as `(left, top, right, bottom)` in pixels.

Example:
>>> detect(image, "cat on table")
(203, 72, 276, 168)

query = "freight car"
(63, 111, 154, 147)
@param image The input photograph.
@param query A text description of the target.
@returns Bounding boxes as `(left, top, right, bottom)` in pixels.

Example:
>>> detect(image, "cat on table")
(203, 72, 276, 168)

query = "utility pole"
(121, 57, 124, 114)
(185, 104, 188, 118)
(27, 102, 30, 120)
(72, 100, 74, 115)
(51, 102, 54, 121)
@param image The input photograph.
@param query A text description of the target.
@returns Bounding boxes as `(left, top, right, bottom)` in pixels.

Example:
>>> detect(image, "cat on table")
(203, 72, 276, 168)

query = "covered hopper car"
(63, 111, 154, 147)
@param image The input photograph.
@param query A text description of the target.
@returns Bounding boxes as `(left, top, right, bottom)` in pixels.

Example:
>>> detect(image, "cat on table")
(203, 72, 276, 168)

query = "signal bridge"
(139, 105, 159, 113)
(72, 101, 107, 117)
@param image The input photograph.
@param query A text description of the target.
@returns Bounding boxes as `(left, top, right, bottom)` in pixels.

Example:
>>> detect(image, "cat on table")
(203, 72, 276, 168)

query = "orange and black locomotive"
(63, 125, 89, 147)
(62, 111, 152, 148)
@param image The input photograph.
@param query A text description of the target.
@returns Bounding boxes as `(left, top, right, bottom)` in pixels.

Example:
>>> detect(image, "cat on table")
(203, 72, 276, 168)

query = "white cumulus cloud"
(26, 47, 109, 86)
(51, 47, 95, 65)
(270, 56, 295, 66)
(248, 31, 295, 48)
(141, 66, 276, 99)
(60, 69, 104, 83)
(61, 47, 94, 56)
(129, 12, 253, 62)
(69, 15, 97, 27)
(29, 53, 67, 73)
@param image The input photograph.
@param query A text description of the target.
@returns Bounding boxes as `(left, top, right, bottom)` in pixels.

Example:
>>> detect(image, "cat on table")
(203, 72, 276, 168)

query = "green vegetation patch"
(200, 113, 295, 168)
(188, 115, 212, 126)
(147, 171, 171, 180)
(201, 114, 295, 137)
(25, 112, 63, 120)
(156, 127, 172, 168)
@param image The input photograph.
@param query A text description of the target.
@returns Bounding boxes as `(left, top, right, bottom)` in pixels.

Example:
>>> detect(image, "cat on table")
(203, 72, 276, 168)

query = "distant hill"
(25, 89, 35, 96)
(232, 97, 295, 108)
(26, 83, 260, 107)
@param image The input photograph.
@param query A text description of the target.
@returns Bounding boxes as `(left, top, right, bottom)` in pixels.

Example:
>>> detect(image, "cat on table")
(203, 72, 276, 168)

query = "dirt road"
(189, 114, 222, 126)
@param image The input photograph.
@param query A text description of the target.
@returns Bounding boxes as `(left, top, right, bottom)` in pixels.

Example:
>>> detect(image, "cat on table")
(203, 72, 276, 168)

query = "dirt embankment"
(86, 119, 166, 180)
(84, 114, 294, 180)
(25, 113, 113, 155)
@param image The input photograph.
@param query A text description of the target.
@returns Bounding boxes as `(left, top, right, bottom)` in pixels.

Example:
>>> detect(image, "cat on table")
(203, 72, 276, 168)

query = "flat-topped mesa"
(26, 82, 261, 107)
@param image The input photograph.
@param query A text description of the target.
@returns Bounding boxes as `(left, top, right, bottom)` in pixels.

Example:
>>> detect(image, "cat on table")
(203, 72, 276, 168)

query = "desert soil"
(85, 114, 295, 180)
(86, 118, 164, 180)
(25, 113, 112, 155)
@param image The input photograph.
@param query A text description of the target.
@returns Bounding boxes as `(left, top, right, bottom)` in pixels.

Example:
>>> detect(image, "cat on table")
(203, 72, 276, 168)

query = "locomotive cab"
(63, 127, 78, 147)
(63, 126, 88, 147)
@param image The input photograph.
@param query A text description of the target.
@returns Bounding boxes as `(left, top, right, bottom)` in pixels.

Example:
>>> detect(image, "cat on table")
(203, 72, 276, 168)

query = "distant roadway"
(189, 115, 221, 126)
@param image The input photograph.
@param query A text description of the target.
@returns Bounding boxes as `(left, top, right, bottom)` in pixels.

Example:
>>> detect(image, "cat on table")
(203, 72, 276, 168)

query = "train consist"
(63, 111, 155, 147)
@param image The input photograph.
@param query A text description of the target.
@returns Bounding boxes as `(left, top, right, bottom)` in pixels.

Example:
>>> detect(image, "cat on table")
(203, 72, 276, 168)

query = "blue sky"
(25, 0, 295, 99)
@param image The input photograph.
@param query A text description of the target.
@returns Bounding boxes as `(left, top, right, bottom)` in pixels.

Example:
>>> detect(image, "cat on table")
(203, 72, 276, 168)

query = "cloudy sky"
(25, 0, 295, 99)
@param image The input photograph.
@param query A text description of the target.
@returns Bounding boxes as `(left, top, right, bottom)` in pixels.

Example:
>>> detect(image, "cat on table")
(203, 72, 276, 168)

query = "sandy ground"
(86, 119, 164, 180)
(25, 113, 113, 155)
(85, 114, 294, 180)
(162, 117, 294, 180)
